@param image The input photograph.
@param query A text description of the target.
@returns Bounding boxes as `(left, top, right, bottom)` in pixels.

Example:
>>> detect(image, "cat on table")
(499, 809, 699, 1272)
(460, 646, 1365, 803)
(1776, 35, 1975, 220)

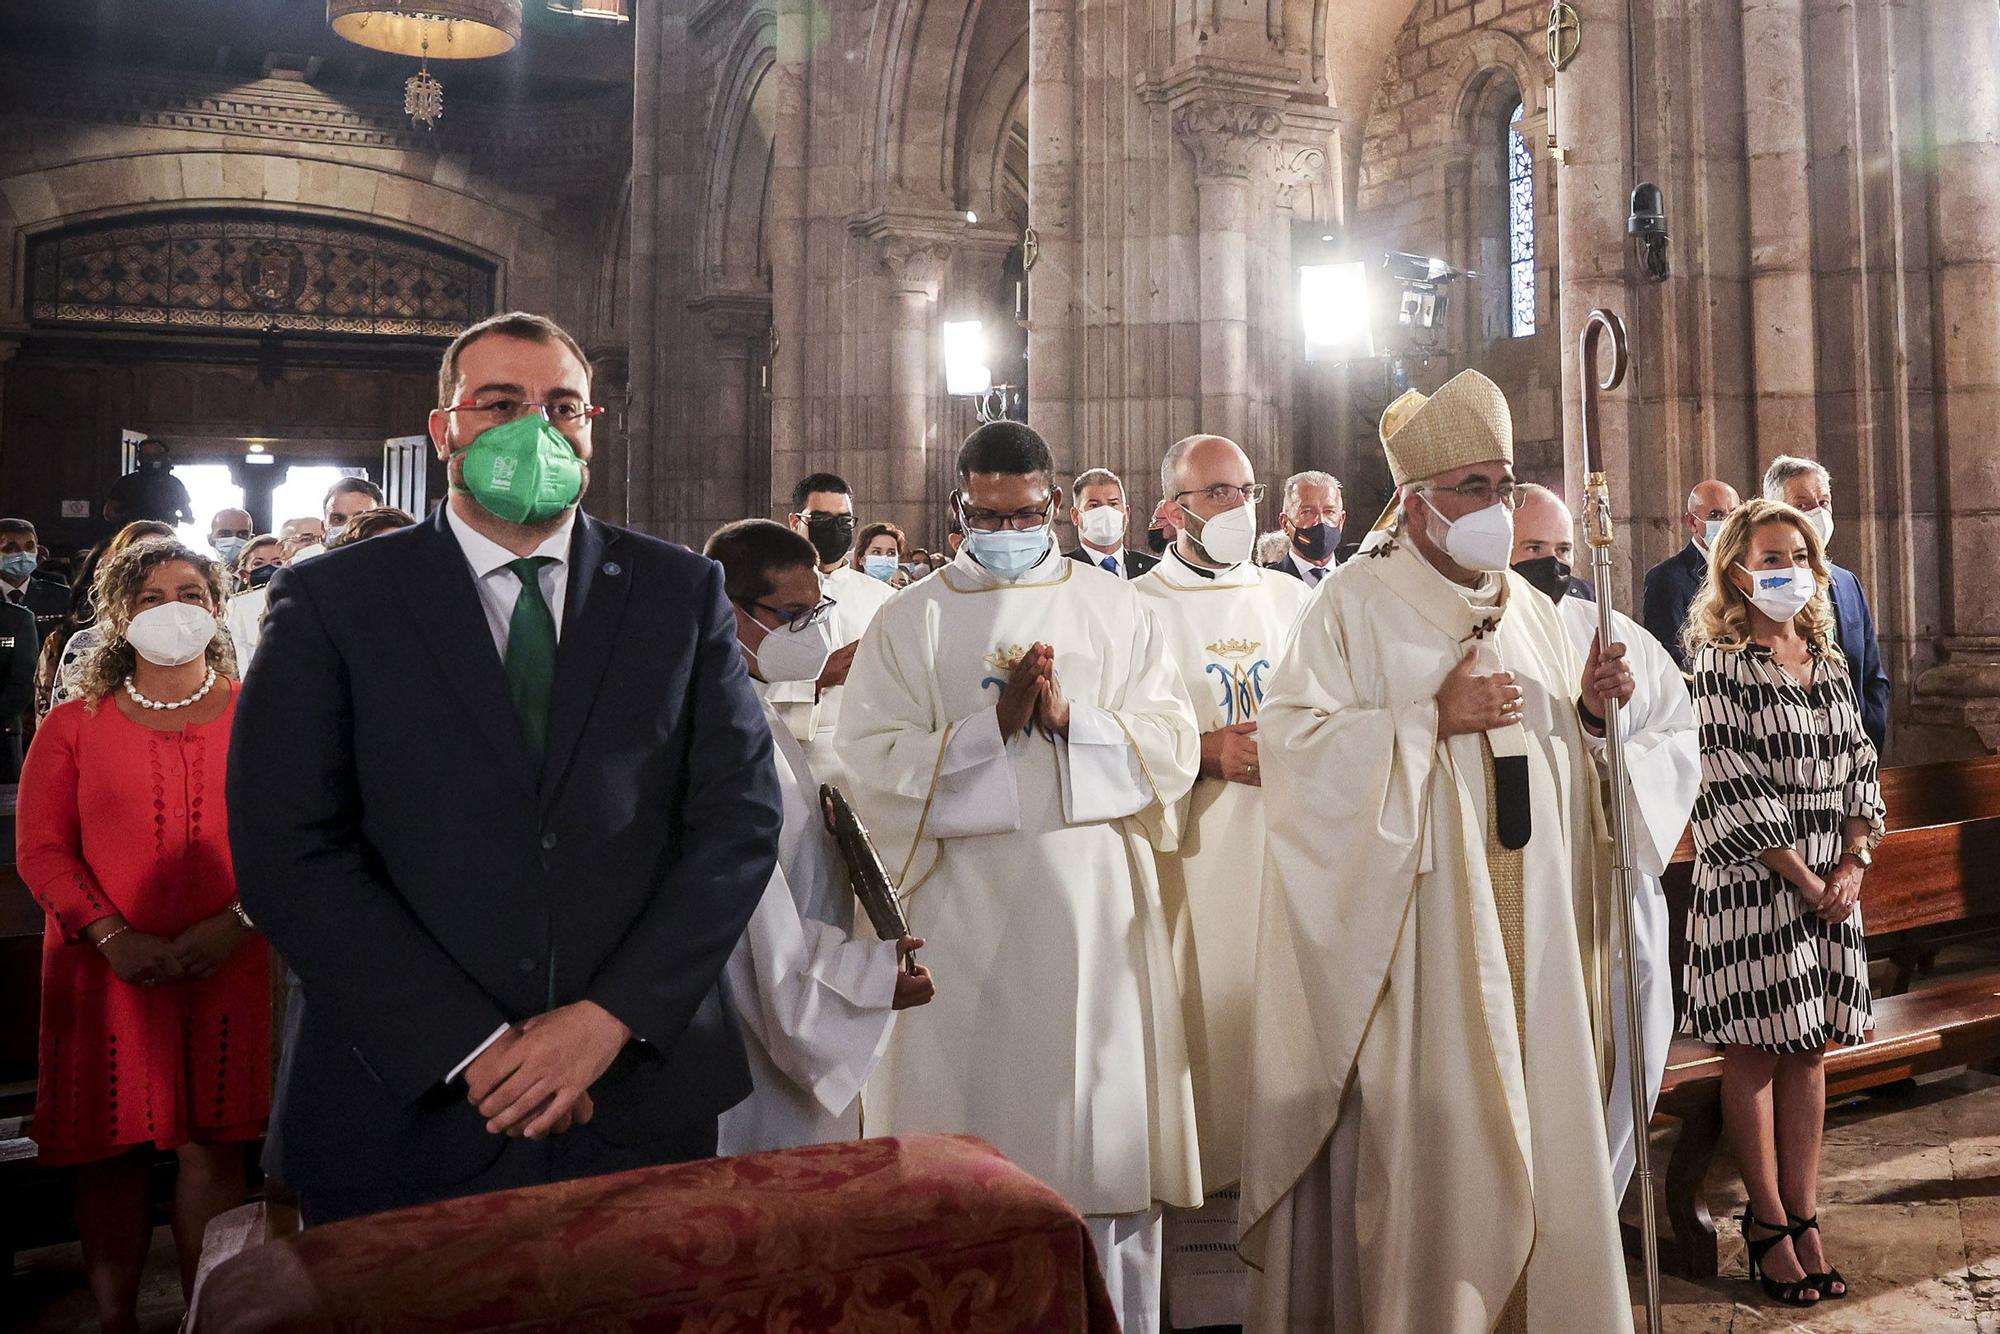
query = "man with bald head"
(1642, 478, 1740, 672)
(1510, 484, 1698, 1200)
(1133, 435, 1307, 1327)
(208, 507, 255, 572)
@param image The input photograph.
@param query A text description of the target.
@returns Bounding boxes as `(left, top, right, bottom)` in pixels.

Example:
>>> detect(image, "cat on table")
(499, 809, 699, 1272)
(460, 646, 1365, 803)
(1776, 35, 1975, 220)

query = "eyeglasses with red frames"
(443, 398, 606, 425)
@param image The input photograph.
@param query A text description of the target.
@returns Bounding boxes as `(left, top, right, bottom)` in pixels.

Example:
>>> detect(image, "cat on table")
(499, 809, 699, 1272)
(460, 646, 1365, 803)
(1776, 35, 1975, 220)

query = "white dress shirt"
(442, 503, 579, 1083)
(1285, 549, 1335, 586)
(1082, 545, 1126, 577)
(447, 505, 577, 657)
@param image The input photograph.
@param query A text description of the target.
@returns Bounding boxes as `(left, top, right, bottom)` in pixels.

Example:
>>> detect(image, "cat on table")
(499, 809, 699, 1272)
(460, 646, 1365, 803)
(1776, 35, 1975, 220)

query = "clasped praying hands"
(997, 642, 1070, 738)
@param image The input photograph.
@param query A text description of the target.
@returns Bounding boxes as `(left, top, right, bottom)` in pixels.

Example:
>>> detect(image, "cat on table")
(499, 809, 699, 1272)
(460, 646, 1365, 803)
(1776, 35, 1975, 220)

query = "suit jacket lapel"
(403, 507, 537, 795)
(539, 514, 629, 809)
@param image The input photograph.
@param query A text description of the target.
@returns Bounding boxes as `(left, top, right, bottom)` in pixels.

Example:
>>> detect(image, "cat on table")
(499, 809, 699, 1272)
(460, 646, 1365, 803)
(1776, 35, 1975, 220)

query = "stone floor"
(13, 1072, 2000, 1332)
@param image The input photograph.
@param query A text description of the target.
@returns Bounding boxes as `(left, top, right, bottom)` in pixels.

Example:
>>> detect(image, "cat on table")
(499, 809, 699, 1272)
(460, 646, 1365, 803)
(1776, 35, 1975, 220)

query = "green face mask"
(451, 415, 586, 526)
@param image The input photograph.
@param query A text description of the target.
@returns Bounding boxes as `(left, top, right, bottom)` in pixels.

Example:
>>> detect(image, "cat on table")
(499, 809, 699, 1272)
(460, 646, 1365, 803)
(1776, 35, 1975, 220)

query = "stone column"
(1552, 0, 1642, 597)
(1173, 98, 1284, 448)
(851, 211, 959, 533)
(1026, 0, 1076, 451)
(1741, 0, 1819, 463)
(766, 0, 810, 517)
(1913, 0, 2000, 750)
(688, 295, 773, 532)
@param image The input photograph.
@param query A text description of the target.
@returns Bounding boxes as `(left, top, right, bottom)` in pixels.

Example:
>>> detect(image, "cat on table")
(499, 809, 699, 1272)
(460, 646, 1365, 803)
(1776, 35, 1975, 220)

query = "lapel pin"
(602, 561, 622, 577)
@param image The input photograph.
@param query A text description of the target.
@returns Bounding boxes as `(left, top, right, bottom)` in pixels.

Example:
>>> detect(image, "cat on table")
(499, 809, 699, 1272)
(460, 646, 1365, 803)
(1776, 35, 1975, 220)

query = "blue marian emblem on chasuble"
(1206, 638, 1271, 726)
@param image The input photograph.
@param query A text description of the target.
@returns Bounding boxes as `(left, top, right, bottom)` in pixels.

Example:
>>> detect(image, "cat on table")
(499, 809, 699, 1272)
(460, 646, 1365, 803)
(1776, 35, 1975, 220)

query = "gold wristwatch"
(1842, 845, 1873, 869)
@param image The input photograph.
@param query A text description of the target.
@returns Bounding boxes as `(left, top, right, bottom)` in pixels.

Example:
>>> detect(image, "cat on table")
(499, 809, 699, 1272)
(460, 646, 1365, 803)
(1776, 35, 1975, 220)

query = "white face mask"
(1078, 505, 1127, 549)
(1740, 564, 1816, 623)
(1803, 505, 1833, 549)
(1187, 501, 1258, 567)
(745, 615, 834, 684)
(126, 602, 219, 667)
(290, 543, 326, 564)
(1423, 495, 1515, 573)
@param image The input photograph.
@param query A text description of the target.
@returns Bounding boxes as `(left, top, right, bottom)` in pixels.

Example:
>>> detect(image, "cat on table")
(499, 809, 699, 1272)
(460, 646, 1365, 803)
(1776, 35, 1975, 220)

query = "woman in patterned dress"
(18, 538, 268, 1334)
(1683, 499, 1884, 1308)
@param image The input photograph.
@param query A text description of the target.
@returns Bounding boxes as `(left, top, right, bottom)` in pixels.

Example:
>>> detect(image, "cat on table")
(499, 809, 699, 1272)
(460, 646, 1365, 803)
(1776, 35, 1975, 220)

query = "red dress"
(17, 685, 270, 1167)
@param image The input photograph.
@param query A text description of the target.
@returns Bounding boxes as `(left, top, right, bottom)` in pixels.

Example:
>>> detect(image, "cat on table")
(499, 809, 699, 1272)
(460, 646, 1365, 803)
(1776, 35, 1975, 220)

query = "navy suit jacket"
(228, 506, 781, 1195)
(1641, 541, 1708, 675)
(1828, 561, 1891, 756)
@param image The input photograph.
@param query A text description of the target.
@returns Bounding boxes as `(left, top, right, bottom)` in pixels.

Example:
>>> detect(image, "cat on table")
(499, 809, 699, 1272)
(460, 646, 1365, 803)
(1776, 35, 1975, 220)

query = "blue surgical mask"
(0, 551, 36, 582)
(1702, 519, 1724, 549)
(863, 553, 900, 581)
(964, 525, 1052, 580)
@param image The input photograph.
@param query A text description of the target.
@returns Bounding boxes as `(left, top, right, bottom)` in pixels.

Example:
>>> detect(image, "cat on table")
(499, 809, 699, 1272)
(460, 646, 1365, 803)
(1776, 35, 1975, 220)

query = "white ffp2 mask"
(125, 602, 219, 667)
(1188, 501, 1258, 567)
(1426, 497, 1515, 573)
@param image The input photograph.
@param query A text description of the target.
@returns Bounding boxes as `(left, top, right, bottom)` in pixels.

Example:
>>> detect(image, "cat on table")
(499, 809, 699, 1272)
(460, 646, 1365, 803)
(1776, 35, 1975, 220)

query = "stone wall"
(0, 54, 631, 530)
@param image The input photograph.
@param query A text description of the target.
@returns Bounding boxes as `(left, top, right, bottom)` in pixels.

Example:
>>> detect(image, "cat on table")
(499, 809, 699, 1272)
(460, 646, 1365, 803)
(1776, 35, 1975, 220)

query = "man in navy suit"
(1640, 479, 1740, 674)
(1765, 455, 1892, 755)
(230, 312, 781, 1224)
(1063, 467, 1159, 578)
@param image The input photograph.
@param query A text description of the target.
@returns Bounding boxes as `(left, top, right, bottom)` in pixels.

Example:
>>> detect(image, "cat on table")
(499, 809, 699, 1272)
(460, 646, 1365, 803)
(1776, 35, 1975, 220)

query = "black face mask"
(247, 563, 278, 589)
(1145, 526, 1170, 555)
(1512, 555, 1573, 604)
(803, 513, 856, 565)
(1291, 521, 1341, 564)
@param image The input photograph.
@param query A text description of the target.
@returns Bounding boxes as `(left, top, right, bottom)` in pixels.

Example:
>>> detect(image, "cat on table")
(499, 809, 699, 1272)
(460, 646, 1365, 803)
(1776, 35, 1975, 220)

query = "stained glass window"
(1508, 101, 1536, 338)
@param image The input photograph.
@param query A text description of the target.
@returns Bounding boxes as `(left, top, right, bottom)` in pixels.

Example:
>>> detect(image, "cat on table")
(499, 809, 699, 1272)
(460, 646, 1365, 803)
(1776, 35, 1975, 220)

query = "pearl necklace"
(124, 668, 218, 712)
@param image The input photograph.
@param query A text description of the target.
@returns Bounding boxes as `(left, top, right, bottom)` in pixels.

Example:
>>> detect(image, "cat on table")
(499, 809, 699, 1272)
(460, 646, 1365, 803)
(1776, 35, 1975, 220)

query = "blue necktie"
(1307, 564, 1328, 586)
(1101, 556, 1119, 575)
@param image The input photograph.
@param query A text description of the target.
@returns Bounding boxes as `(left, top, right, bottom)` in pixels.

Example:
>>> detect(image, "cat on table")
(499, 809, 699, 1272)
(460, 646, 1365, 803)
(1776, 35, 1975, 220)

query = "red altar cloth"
(192, 1133, 1121, 1333)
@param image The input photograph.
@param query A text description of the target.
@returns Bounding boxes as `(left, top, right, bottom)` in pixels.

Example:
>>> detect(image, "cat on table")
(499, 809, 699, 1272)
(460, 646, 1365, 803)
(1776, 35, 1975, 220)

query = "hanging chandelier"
(326, 1, 523, 130)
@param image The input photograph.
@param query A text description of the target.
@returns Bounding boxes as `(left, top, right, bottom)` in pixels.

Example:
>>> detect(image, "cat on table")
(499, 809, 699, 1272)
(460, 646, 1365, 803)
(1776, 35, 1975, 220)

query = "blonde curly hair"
(1682, 498, 1836, 658)
(75, 538, 238, 709)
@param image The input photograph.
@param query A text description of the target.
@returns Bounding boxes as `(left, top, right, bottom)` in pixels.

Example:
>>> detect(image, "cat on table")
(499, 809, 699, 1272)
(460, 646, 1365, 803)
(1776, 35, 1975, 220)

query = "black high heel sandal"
(1787, 1212, 1849, 1299)
(1739, 1208, 1821, 1306)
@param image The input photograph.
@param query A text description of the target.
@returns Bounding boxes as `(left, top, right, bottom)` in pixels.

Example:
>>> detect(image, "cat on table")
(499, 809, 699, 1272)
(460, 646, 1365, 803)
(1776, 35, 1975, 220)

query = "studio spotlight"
(941, 321, 992, 397)
(1299, 262, 1374, 362)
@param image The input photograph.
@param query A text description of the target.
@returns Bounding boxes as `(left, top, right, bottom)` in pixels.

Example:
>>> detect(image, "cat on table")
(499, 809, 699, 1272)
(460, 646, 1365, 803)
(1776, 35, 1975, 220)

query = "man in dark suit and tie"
(1764, 455, 1893, 754)
(1640, 479, 1740, 674)
(229, 311, 782, 1224)
(0, 519, 74, 644)
(1263, 470, 1351, 588)
(1063, 467, 1159, 578)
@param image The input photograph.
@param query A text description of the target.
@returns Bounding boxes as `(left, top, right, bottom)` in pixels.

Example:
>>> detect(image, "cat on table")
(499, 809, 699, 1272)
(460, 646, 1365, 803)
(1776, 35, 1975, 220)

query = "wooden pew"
(1651, 757, 2000, 1279)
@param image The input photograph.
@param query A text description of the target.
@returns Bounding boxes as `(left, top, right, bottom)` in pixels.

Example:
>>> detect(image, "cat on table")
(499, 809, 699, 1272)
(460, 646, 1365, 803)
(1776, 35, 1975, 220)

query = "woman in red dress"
(18, 537, 268, 1334)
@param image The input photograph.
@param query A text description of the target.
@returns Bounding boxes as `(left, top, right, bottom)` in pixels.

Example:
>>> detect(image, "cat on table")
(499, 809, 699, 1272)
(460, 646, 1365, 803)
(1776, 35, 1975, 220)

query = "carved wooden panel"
(27, 211, 495, 338)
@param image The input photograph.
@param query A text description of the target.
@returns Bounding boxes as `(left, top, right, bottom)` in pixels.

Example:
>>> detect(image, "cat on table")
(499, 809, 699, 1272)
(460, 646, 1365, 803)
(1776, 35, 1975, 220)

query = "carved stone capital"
(1274, 144, 1327, 205)
(688, 291, 772, 346)
(847, 208, 968, 296)
(1172, 99, 1286, 182)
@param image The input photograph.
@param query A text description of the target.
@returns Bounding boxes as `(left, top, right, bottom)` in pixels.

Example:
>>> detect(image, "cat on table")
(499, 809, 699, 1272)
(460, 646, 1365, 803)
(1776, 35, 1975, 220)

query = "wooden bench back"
(1662, 759, 2000, 1017)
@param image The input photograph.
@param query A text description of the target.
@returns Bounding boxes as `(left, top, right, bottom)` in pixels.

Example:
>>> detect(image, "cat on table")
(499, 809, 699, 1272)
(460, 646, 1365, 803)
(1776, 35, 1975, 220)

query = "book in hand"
(819, 784, 919, 974)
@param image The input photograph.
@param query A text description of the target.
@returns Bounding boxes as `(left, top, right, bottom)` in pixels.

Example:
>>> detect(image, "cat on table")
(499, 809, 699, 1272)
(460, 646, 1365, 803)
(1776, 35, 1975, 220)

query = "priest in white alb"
(1508, 482, 1698, 1193)
(836, 422, 1202, 1334)
(701, 520, 935, 1156)
(1132, 435, 1307, 1328)
(1238, 370, 1638, 1333)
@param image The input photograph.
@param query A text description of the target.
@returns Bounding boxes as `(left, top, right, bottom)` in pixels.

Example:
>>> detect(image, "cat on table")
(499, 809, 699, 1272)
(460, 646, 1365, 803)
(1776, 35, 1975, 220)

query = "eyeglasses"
(1173, 483, 1268, 508)
(748, 596, 837, 632)
(1421, 479, 1522, 510)
(958, 500, 1054, 532)
(444, 398, 605, 426)
(1289, 506, 1343, 524)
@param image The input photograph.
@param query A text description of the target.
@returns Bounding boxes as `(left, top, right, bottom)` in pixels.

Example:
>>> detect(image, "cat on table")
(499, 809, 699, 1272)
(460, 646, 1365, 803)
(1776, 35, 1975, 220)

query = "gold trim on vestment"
(893, 717, 960, 898)
(938, 560, 1074, 595)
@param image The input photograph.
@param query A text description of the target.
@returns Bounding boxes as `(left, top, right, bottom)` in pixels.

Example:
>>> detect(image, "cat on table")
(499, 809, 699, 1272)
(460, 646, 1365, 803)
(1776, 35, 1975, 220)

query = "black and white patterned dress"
(1686, 641, 1885, 1053)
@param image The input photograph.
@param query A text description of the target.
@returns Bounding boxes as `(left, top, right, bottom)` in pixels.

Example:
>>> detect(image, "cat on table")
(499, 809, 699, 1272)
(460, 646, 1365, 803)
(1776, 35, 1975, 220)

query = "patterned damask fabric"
(28, 211, 494, 339)
(193, 1134, 1120, 1333)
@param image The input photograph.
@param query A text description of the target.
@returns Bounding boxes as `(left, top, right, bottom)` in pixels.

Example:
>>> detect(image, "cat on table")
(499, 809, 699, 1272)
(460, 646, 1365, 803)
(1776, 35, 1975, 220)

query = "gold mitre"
(1379, 369, 1514, 486)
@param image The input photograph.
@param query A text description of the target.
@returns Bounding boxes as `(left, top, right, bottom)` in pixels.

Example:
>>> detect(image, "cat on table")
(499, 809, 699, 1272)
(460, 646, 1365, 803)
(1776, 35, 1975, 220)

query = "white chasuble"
(1133, 550, 1307, 1327)
(833, 541, 1203, 1216)
(717, 702, 901, 1156)
(1554, 593, 1698, 1194)
(1239, 538, 1628, 1334)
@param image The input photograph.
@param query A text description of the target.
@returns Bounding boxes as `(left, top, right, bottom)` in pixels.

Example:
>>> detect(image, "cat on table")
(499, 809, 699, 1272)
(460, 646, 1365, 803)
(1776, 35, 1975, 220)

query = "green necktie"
(503, 556, 558, 761)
